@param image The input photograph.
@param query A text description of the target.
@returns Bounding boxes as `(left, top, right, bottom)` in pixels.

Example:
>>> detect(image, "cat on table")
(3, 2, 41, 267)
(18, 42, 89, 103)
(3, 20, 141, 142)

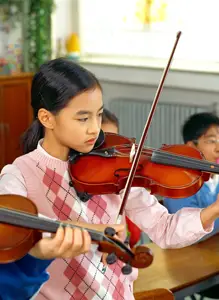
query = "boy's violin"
(0, 194, 153, 274)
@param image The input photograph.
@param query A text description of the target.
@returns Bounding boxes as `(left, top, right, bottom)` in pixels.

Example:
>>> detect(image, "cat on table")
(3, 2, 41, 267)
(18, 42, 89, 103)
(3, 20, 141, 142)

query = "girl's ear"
(38, 108, 55, 129)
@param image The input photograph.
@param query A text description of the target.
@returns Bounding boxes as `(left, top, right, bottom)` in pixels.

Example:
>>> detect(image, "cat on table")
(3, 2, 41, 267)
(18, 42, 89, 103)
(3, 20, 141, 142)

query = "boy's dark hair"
(182, 112, 219, 143)
(102, 108, 119, 128)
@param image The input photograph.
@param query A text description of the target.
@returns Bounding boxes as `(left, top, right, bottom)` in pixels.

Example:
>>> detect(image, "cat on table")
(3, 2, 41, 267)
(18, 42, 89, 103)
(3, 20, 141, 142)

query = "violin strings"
(0, 208, 106, 241)
(0, 208, 60, 233)
(145, 146, 217, 168)
(113, 146, 219, 173)
(151, 149, 219, 172)
(152, 156, 207, 171)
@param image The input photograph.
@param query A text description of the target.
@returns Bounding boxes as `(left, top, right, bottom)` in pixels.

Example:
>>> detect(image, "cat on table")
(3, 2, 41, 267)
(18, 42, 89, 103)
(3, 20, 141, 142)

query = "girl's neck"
(41, 135, 69, 161)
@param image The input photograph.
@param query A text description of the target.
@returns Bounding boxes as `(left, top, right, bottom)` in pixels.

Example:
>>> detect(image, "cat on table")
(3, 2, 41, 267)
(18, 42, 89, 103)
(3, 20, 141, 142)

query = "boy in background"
(164, 112, 219, 237)
(164, 112, 219, 300)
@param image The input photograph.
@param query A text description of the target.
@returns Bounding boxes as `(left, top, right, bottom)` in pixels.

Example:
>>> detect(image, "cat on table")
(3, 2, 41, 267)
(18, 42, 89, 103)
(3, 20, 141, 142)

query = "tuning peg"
(69, 180, 74, 187)
(121, 263, 132, 275)
(104, 227, 116, 236)
(106, 253, 117, 265)
(124, 235, 130, 245)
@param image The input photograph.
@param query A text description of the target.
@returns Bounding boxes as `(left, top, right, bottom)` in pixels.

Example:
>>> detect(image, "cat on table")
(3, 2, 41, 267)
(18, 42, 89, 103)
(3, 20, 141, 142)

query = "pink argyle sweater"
(4, 145, 212, 300)
(13, 150, 137, 300)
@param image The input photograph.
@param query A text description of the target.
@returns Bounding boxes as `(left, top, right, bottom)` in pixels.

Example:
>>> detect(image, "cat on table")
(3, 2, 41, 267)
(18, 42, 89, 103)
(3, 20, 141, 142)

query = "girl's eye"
(78, 118, 88, 122)
(99, 112, 103, 117)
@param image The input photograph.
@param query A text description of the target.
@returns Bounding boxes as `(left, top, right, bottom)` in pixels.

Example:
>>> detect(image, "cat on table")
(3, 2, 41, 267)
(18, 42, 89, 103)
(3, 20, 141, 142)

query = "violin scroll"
(102, 226, 153, 271)
(97, 234, 153, 270)
(131, 245, 154, 268)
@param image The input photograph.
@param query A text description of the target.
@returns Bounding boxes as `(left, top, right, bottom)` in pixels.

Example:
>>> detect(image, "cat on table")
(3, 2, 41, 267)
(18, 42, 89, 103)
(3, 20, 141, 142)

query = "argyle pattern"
(39, 165, 129, 299)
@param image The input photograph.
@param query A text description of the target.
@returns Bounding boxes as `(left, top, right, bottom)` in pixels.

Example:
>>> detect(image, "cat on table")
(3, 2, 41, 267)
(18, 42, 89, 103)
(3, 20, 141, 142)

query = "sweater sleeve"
(0, 254, 53, 300)
(163, 193, 219, 241)
(125, 188, 213, 249)
(0, 164, 27, 196)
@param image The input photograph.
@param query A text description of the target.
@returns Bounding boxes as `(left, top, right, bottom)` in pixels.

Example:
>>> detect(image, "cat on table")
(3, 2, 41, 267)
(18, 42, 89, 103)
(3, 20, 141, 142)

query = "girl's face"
(41, 87, 103, 159)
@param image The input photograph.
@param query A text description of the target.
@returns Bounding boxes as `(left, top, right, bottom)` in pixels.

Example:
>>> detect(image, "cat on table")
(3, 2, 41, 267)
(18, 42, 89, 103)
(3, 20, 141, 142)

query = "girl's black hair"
(21, 58, 101, 154)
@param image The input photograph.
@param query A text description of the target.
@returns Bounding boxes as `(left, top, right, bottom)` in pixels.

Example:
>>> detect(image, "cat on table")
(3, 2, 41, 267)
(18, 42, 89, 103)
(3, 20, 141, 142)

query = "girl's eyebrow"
(76, 105, 104, 116)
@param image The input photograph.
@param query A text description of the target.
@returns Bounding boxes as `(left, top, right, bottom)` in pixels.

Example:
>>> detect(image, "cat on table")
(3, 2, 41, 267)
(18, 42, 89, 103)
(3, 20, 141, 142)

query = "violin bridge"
(130, 143, 136, 163)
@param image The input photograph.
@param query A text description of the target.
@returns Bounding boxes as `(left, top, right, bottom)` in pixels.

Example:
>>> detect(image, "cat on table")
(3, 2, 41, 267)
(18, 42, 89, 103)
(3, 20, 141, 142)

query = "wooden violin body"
(0, 194, 42, 263)
(69, 132, 218, 199)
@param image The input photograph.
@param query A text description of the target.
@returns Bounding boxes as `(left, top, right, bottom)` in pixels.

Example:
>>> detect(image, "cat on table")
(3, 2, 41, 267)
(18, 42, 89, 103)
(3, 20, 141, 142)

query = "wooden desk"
(134, 235, 219, 299)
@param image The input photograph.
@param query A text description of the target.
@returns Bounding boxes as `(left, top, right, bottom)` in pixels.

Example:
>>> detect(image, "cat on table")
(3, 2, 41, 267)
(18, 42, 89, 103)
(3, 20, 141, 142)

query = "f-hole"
(114, 165, 143, 177)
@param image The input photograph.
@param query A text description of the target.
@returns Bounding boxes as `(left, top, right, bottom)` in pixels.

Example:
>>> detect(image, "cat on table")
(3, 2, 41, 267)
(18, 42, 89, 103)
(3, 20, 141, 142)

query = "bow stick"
(117, 31, 182, 223)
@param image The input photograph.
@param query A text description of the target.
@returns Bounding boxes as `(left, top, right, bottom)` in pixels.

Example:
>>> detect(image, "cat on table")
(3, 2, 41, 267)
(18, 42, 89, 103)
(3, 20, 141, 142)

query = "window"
(79, 0, 219, 62)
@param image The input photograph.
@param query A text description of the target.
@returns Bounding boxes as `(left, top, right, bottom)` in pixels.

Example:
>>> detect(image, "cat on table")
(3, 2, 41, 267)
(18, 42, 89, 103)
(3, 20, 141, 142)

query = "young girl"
(0, 57, 219, 300)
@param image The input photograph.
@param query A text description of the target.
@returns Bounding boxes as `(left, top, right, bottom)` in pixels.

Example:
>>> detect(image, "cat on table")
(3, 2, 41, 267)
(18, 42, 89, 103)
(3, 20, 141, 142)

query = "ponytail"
(21, 119, 44, 154)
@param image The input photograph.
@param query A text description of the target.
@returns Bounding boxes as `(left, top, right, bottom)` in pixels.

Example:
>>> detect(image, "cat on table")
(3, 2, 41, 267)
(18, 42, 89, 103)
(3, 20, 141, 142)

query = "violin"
(0, 194, 153, 274)
(69, 131, 219, 201)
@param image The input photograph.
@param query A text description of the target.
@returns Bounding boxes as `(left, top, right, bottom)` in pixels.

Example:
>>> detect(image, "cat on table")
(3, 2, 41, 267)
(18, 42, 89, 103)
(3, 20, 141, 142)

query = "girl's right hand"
(29, 226, 91, 260)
